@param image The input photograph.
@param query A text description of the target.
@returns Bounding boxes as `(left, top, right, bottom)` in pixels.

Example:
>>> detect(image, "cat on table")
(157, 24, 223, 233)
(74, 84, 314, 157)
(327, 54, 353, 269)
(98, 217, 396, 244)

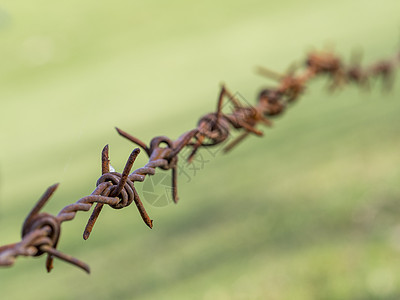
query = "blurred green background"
(1, 0, 400, 299)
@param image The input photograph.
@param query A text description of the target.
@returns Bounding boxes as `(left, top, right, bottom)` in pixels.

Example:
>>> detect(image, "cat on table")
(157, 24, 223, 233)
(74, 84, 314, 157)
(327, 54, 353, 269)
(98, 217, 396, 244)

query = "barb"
(1, 46, 399, 273)
(0, 184, 91, 273)
(0, 146, 146, 273)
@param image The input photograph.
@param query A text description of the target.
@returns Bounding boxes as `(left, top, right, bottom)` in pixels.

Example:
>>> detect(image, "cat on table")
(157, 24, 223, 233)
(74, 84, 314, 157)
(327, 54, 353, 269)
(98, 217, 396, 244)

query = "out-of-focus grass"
(1, 0, 400, 299)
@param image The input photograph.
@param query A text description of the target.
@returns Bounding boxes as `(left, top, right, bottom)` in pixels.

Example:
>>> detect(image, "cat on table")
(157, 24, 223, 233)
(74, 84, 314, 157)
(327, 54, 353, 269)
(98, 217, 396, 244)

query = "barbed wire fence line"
(0, 47, 399, 274)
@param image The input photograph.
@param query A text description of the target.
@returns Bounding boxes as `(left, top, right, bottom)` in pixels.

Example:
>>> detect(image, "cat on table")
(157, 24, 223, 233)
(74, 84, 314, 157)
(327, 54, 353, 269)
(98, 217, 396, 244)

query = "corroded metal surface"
(0, 48, 399, 273)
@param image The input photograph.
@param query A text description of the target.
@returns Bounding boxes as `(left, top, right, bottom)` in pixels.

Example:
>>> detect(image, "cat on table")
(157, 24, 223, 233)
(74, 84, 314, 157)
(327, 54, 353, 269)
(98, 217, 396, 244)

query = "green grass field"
(1, 1, 400, 299)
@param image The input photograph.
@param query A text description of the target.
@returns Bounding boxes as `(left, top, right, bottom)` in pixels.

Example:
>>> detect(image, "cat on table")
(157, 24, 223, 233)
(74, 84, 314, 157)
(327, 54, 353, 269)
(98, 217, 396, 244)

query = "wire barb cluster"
(0, 47, 399, 273)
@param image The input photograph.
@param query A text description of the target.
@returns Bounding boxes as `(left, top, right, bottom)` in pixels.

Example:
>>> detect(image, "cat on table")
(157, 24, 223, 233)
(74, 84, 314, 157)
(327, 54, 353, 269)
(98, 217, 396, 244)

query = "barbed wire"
(0, 47, 399, 274)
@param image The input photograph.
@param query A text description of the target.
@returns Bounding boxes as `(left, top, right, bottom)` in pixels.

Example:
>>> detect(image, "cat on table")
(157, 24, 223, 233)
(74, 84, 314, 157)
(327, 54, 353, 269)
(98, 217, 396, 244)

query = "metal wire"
(0, 48, 399, 274)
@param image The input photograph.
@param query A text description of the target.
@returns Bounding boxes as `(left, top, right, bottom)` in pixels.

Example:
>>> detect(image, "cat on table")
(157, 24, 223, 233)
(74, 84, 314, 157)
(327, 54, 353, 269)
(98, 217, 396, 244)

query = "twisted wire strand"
(0, 47, 399, 273)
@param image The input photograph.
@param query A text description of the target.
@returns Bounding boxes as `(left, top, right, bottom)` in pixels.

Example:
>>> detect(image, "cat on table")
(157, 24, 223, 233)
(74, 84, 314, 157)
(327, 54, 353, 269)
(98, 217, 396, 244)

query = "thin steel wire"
(0, 48, 399, 273)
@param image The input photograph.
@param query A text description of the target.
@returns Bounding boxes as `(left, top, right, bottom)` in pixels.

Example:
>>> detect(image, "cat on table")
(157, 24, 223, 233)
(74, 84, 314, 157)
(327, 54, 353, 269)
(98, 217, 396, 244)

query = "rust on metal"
(0, 47, 399, 274)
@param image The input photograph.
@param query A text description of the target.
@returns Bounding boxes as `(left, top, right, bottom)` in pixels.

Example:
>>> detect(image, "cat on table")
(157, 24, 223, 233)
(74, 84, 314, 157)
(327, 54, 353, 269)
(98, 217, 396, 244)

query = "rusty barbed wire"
(0, 47, 399, 273)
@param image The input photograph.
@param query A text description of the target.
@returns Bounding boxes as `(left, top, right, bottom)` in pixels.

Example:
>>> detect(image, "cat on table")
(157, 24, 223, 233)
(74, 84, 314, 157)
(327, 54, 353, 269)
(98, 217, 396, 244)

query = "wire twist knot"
(197, 113, 231, 145)
(22, 212, 60, 257)
(97, 172, 136, 209)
